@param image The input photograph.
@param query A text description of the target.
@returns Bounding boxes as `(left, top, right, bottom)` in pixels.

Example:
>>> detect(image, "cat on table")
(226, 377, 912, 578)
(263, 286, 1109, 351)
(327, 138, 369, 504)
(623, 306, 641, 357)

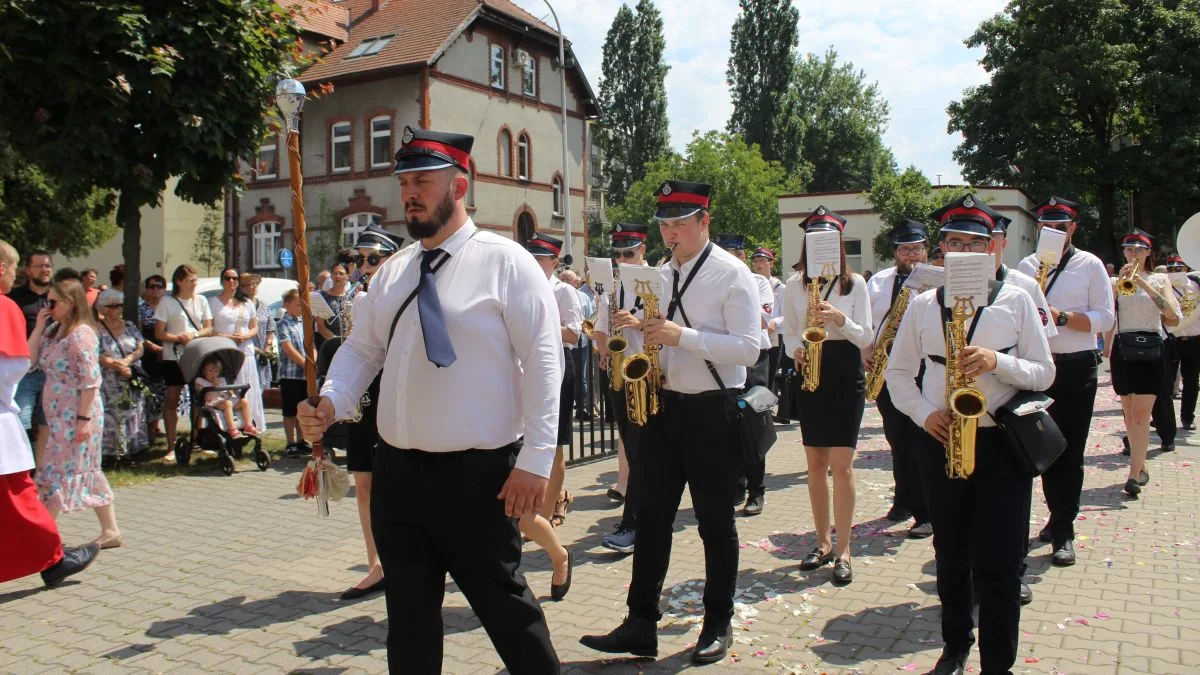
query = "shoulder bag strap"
(175, 296, 201, 332)
(386, 250, 452, 353)
(1042, 246, 1076, 297)
(674, 301, 741, 406)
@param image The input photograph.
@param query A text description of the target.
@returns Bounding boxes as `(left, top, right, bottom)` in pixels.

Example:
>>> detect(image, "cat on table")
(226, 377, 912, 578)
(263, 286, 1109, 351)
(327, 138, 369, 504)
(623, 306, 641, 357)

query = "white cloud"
(513, 0, 1009, 185)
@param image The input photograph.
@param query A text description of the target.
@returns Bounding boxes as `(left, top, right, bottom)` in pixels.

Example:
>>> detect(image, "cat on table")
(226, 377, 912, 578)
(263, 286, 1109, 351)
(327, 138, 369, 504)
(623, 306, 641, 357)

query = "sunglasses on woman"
(222, 275, 239, 282)
(364, 253, 391, 266)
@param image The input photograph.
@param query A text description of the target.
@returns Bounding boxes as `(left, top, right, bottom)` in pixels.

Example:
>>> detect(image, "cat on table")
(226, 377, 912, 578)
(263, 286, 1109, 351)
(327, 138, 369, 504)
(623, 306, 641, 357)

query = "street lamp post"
(541, 0, 572, 264)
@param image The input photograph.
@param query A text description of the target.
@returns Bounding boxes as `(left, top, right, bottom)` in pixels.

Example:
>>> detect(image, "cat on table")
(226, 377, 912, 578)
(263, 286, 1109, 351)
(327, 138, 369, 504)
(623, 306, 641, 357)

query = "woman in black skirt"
(1109, 229, 1180, 497)
(782, 207, 874, 585)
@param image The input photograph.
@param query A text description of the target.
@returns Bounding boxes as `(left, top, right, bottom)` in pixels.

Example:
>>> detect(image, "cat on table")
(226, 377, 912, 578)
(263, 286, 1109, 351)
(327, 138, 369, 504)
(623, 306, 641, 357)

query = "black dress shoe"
(551, 550, 573, 601)
(41, 543, 100, 588)
(340, 578, 385, 601)
(1051, 540, 1076, 567)
(1019, 581, 1033, 605)
(1160, 443, 1176, 453)
(798, 547, 834, 571)
(907, 521, 933, 539)
(1138, 469, 1150, 486)
(606, 488, 625, 504)
(1124, 478, 1141, 497)
(742, 493, 764, 516)
(930, 647, 968, 675)
(691, 621, 732, 664)
(580, 615, 658, 657)
(1183, 421, 1196, 431)
(1038, 524, 1053, 543)
(832, 558, 853, 585)
(886, 505, 912, 522)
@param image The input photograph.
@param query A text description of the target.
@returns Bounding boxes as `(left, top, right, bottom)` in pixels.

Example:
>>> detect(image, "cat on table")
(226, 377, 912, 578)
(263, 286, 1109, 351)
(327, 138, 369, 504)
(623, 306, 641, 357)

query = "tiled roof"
(481, 0, 558, 35)
(283, 0, 350, 42)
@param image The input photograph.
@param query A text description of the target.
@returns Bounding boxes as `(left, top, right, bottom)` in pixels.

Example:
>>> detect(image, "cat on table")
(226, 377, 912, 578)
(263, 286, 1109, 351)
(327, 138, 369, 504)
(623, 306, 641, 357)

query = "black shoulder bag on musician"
(942, 281, 1067, 477)
(669, 247, 778, 462)
(1113, 293, 1165, 363)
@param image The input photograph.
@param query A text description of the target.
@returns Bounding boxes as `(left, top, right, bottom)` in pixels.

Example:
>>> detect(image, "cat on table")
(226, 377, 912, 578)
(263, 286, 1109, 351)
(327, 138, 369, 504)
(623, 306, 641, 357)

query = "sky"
(513, 0, 1010, 186)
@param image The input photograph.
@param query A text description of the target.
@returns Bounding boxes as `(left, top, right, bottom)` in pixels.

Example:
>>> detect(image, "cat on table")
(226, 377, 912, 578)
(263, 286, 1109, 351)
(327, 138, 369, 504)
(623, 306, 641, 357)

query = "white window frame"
(517, 134, 530, 181)
(489, 44, 505, 90)
(252, 221, 282, 269)
(552, 176, 562, 216)
(519, 50, 536, 97)
(370, 115, 392, 169)
(331, 122, 352, 173)
(255, 142, 277, 180)
(341, 213, 377, 248)
(499, 130, 513, 176)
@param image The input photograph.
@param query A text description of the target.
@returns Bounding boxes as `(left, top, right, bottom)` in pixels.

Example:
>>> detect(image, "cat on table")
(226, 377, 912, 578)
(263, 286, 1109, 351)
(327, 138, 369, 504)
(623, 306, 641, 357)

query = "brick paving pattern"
(2, 368, 1199, 673)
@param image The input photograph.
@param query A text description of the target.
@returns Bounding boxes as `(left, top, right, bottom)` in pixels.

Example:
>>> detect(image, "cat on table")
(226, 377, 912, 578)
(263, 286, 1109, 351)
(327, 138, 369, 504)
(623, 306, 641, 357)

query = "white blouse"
(782, 273, 874, 351)
(1115, 273, 1181, 336)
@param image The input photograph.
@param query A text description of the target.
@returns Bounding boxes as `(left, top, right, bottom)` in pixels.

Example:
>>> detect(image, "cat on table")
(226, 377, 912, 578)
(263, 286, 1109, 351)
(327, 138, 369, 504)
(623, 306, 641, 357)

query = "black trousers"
(876, 384, 928, 522)
(1039, 351, 1100, 543)
(628, 392, 740, 625)
(738, 349, 771, 496)
(1151, 337, 1179, 445)
(766, 345, 782, 392)
(1179, 337, 1200, 425)
(915, 427, 1031, 673)
(606, 385, 642, 530)
(371, 443, 559, 674)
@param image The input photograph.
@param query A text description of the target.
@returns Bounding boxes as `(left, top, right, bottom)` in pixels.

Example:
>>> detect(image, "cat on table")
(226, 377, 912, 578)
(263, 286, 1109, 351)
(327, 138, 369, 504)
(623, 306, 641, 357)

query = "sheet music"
(308, 292, 335, 320)
(943, 253, 992, 311)
(1170, 271, 1191, 287)
(804, 230, 841, 278)
(618, 264, 664, 306)
(1035, 227, 1067, 265)
(902, 263, 945, 293)
(585, 256, 615, 297)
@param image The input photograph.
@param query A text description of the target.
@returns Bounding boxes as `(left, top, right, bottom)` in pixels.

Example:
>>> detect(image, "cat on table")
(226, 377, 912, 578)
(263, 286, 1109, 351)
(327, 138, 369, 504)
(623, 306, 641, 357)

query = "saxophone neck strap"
(937, 280, 1004, 345)
(1043, 246, 1075, 297)
(666, 242, 713, 322)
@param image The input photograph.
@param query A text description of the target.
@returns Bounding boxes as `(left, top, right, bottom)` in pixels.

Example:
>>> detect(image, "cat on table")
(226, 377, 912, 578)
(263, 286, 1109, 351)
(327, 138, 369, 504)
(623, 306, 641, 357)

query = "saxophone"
(336, 276, 369, 423)
(800, 275, 828, 392)
(622, 279, 662, 426)
(606, 272, 628, 391)
(865, 287, 911, 402)
(1035, 260, 1052, 291)
(945, 296, 988, 479)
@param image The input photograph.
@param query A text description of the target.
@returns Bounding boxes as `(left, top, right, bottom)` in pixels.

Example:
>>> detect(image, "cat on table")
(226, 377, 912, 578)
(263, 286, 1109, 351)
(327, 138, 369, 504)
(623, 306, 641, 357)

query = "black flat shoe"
(551, 550, 573, 601)
(1160, 443, 1176, 453)
(580, 616, 658, 657)
(798, 547, 834, 571)
(832, 558, 853, 586)
(1019, 581, 1033, 606)
(1051, 540, 1076, 567)
(606, 488, 625, 504)
(1122, 437, 1131, 456)
(930, 647, 968, 675)
(41, 543, 100, 588)
(1124, 478, 1141, 497)
(690, 621, 731, 664)
(907, 522, 933, 539)
(340, 578, 385, 601)
(1038, 524, 1052, 543)
(885, 505, 912, 522)
(1138, 469, 1150, 486)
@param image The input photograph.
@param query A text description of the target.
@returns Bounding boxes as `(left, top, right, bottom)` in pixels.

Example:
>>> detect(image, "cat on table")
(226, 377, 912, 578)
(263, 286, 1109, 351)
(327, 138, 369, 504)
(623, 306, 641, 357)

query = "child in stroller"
(196, 356, 260, 438)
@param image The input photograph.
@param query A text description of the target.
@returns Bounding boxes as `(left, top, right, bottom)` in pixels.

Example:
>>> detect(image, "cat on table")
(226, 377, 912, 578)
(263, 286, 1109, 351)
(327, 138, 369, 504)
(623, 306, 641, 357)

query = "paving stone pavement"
(3, 368, 1200, 674)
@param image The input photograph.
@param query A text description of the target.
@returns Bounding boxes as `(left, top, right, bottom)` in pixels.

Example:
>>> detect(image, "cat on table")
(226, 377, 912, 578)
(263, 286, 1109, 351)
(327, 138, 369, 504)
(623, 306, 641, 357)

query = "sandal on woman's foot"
(95, 535, 123, 550)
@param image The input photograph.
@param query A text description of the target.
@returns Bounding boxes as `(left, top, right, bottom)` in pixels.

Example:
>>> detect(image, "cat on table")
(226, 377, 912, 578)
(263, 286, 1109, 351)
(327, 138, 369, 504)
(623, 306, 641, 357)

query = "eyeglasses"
(147, 284, 164, 290)
(1039, 221, 1073, 232)
(222, 276, 239, 282)
(941, 239, 990, 253)
(613, 250, 638, 259)
(895, 244, 926, 256)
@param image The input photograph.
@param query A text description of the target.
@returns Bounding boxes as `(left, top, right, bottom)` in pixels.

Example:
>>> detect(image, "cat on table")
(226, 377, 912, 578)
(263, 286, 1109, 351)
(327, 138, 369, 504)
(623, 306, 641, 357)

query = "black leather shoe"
(606, 488, 625, 504)
(41, 543, 100, 588)
(930, 647, 968, 675)
(340, 578, 385, 601)
(1051, 540, 1076, 567)
(1038, 524, 1052, 543)
(886, 505, 912, 522)
(798, 547, 834, 571)
(1138, 469, 1150, 486)
(1183, 421, 1196, 431)
(1122, 437, 1131, 456)
(580, 616, 658, 657)
(551, 550, 573, 601)
(742, 493, 764, 516)
(1160, 443, 1176, 453)
(1019, 581, 1033, 605)
(832, 558, 853, 586)
(908, 521, 933, 539)
(691, 621, 731, 664)
(1124, 478, 1141, 497)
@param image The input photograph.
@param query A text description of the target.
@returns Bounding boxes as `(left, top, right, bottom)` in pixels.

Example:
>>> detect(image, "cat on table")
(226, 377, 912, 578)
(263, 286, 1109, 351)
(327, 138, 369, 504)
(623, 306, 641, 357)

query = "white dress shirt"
(753, 273, 774, 350)
(885, 283, 1056, 430)
(1001, 267, 1058, 339)
(0, 356, 34, 476)
(1169, 275, 1200, 337)
(866, 266, 901, 335)
(659, 244, 761, 393)
(1114, 273, 1181, 336)
(320, 220, 563, 478)
(1018, 248, 1115, 353)
(550, 274, 583, 340)
(766, 276, 786, 342)
(595, 270, 646, 356)
(782, 273, 874, 352)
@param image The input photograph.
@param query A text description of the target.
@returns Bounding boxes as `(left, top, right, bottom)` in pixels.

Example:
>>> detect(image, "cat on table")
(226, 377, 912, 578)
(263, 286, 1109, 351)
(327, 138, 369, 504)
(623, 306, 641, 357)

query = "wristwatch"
(1055, 311, 1070, 327)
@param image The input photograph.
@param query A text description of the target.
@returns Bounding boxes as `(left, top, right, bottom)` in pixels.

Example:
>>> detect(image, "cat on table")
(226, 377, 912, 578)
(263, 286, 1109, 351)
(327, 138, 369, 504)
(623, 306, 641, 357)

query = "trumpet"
(945, 296, 987, 479)
(1116, 261, 1141, 296)
(622, 279, 662, 425)
(800, 275, 829, 392)
(865, 287, 911, 401)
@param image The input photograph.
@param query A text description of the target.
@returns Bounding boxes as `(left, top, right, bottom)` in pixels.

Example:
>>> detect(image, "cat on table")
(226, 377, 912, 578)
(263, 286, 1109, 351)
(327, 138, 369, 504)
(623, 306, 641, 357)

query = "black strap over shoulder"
(936, 279, 1004, 345)
(1043, 246, 1076, 297)
(666, 242, 713, 321)
(386, 251, 452, 352)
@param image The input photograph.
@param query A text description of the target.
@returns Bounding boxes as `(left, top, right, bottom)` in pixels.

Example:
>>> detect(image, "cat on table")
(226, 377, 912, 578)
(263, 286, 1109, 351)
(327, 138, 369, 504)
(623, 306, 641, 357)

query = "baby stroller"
(173, 337, 270, 476)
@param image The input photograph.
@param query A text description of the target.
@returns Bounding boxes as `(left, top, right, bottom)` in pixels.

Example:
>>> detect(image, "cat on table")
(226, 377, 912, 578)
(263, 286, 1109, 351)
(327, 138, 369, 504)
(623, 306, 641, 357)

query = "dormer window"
(348, 35, 393, 58)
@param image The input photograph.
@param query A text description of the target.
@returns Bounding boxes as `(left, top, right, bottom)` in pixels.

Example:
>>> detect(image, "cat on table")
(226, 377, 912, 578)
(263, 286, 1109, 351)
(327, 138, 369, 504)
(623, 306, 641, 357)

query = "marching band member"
(581, 180, 760, 664)
(299, 127, 562, 672)
(885, 194, 1055, 675)
(1144, 253, 1197, 452)
(991, 217, 1057, 340)
(339, 224, 404, 601)
(1166, 256, 1200, 432)
(715, 233, 774, 516)
(782, 206, 873, 585)
(594, 223, 650, 555)
(751, 247, 786, 395)
(1108, 229, 1180, 498)
(865, 221, 931, 538)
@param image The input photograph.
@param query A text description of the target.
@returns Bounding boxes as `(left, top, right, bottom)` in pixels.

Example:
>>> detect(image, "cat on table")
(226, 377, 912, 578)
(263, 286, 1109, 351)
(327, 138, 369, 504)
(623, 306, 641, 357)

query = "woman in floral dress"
(96, 289, 149, 460)
(28, 279, 121, 548)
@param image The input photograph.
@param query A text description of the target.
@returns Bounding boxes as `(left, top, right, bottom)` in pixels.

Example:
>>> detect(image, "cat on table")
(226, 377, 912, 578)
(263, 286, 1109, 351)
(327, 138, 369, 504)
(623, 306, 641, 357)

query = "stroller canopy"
(178, 337, 245, 383)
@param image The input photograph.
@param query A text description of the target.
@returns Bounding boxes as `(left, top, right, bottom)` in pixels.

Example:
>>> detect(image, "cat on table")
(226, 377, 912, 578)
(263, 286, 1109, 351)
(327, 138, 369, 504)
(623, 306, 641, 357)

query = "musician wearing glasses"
(782, 207, 873, 586)
(1105, 229, 1180, 498)
(581, 180, 760, 665)
(865, 221, 932, 538)
(1015, 196, 1114, 567)
(885, 194, 1055, 675)
(1165, 256, 1200, 432)
(593, 223, 650, 555)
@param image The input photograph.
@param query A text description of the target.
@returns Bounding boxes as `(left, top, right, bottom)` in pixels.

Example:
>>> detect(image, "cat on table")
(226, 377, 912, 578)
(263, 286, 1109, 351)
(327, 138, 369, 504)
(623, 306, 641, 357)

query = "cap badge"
(1049, 197, 1057, 206)
(963, 195, 975, 209)
(661, 182, 672, 196)
(615, 224, 624, 232)
(817, 206, 826, 216)
(401, 126, 415, 144)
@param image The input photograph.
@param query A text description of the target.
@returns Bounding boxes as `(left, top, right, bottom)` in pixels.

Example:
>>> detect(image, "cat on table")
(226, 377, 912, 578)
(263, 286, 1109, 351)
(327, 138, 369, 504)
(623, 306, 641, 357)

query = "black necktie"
(891, 273, 907, 305)
(668, 269, 681, 320)
(418, 249, 456, 368)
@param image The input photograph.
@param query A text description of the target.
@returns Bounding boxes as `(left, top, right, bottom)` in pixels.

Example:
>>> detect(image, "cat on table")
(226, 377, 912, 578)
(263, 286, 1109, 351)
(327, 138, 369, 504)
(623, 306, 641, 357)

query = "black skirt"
(793, 339, 866, 447)
(557, 348, 576, 446)
(1111, 333, 1165, 396)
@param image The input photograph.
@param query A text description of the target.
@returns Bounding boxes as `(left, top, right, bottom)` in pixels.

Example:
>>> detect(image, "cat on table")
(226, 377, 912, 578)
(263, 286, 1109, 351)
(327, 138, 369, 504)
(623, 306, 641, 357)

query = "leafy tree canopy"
(726, 0, 802, 174)
(865, 166, 982, 264)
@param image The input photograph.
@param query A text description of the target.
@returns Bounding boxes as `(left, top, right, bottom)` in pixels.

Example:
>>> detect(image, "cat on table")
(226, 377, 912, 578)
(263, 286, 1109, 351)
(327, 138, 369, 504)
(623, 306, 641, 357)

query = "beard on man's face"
(406, 188, 456, 240)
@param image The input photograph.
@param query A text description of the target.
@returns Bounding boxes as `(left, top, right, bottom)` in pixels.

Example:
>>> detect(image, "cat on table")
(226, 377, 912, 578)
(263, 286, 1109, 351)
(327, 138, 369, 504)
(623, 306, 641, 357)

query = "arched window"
(499, 129, 513, 176)
(517, 211, 535, 246)
(552, 175, 563, 216)
(252, 221, 281, 269)
(369, 115, 392, 168)
(341, 213, 379, 247)
(517, 133, 530, 180)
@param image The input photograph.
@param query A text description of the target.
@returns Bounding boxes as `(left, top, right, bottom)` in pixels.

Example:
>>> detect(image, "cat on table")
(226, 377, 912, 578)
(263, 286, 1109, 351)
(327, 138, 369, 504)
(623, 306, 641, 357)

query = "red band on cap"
(807, 215, 843, 230)
(658, 192, 709, 208)
(1123, 234, 1151, 247)
(1037, 204, 1077, 218)
(532, 238, 561, 256)
(940, 207, 994, 228)
(613, 232, 647, 242)
(406, 140, 471, 170)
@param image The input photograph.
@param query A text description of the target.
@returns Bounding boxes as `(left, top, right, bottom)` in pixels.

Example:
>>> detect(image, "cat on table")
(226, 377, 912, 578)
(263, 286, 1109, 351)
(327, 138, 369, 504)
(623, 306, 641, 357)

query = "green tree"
(0, 137, 117, 257)
(790, 48, 893, 192)
(191, 204, 226, 276)
(0, 0, 311, 317)
(865, 167, 975, 264)
(948, 0, 1200, 259)
(607, 131, 802, 261)
(726, 0, 803, 174)
(309, 192, 344, 274)
(598, 0, 671, 204)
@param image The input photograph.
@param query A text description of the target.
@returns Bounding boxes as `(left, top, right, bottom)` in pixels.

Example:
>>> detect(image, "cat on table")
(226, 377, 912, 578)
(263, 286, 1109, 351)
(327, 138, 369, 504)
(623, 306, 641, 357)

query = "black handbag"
(1117, 332, 1163, 363)
(704, 361, 779, 462)
(993, 391, 1067, 477)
